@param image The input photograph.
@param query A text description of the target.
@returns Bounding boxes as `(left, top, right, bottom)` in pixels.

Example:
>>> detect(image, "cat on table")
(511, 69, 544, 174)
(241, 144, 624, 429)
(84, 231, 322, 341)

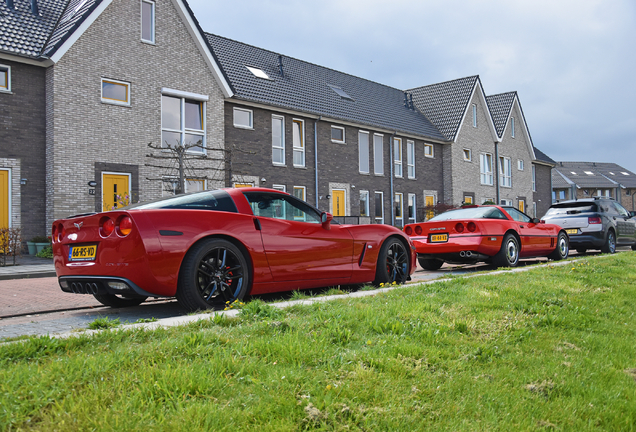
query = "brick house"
(1, 0, 233, 234)
(552, 162, 636, 211)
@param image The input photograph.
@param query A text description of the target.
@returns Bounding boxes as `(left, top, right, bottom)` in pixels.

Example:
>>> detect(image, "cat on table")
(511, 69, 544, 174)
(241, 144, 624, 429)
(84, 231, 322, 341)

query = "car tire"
(93, 293, 147, 308)
(373, 237, 410, 286)
(576, 248, 587, 254)
(492, 233, 520, 268)
(600, 230, 616, 254)
(418, 257, 444, 271)
(177, 238, 250, 311)
(548, 231, 569, 261)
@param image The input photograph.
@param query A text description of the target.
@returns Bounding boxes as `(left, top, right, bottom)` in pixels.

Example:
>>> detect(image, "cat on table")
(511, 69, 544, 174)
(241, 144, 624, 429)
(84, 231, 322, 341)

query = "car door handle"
(520, 225, 524, 228)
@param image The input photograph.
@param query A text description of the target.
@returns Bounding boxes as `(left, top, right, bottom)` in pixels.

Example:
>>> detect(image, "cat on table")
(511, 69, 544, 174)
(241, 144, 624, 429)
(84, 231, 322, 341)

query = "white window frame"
(101, 78, 130, 106)
(500, 156, 512, 188)
(140, 0, 155, 44)
(532, 165, 536, 192)
(358, 131, 370, 174)
(408, 193, 416, 223)
(463, 148, 472, 161)
(472, 104, 477, 127)
(233, 107, 253, 129)
(185, 178, 206, 193)
(394, 193, 403, 223)
(272, 184, 286, 192)
(511, 116, 515, 138)
(293, 185, 306, 201)
(331, 126, 345, 144)
(424, 143, 434, 158)
(480, 153, 493, 185)
(518, 159, 524, 171)
(161, 90, 207, 154)
(292, 119, 305, 167)
(0, 65, 10, 92)
(407, 140, 415, 179)
(374, 191, 384, 224)
(272, 115, 285, 166)
(359, 190, 370, 217)
(393, 137, 403, 178)
(500, 199, 512, 206)
(373, 133, 384, 175)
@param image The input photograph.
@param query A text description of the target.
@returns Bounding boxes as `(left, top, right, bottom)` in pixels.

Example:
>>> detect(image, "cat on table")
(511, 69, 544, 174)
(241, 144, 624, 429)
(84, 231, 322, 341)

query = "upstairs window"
(358, 131, 369, 174)
(499, 156, 512, 188)
(272, 115, 285, 165)
(0, 65, 10, 92)
(373, 134, 384, 175)
(141, 0, 155, 44)
(292, 119, 305, 167)
(532, 165, 536, 191)
(233, 107, 253, 128)
(161, 92, 206, 154)
(331, 126, 345, 143)
(480, 153, 493, 185)
(101, 78, 130, 106)
(511, 116, 515, 138)
(518, 159, 524, 171)
(472, 104, 477, 127)
(393, 138, 402, 178)
(424, 143, 434, 158)
(407, 140, 415, 179)
(463, 148, 472, 161)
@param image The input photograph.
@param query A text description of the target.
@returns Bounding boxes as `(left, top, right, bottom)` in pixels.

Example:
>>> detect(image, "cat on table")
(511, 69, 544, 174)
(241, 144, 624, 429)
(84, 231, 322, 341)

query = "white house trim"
(453, 78, 499, 144)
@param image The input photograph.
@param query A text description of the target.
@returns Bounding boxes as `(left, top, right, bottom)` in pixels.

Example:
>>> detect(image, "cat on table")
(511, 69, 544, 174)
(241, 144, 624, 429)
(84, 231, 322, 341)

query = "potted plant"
(26, 240, 37, 255)
(31, 235, 51, 254)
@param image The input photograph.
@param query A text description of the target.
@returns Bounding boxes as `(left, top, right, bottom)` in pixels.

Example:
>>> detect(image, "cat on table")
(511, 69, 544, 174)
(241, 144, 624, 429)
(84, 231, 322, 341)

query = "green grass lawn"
(1, 253, 636, 431)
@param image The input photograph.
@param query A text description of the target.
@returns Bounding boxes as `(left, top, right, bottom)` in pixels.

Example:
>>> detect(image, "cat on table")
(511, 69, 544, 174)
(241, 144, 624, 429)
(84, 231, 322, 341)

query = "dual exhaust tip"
(459, 251, 473, 258)
(70, 282, 100, 295)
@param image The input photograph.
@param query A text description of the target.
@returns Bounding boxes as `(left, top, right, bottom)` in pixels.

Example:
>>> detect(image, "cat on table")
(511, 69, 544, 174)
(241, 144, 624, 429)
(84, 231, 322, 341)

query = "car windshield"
(429, 206, 508, 221)
(131, 190, 238, 212)
(545, 202, 598, 216)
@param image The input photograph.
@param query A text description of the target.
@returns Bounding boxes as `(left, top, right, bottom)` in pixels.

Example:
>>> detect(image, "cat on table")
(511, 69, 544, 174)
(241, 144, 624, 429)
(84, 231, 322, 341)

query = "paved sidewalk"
(0, 255, 55, 280)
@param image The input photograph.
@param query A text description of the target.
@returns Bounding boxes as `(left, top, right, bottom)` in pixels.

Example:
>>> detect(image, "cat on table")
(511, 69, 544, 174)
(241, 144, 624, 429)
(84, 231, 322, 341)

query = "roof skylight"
(327, 84, 354, 101)
(584, 171, 594, 175)
(622, 172, 630, 176)
(609, 172, 615, 175)
(246, 66, 270, 80)
(570, 171, 577, 175)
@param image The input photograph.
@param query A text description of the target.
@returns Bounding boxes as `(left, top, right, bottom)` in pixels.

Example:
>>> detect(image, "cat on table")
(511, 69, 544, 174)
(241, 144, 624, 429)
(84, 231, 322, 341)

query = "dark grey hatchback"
(542, 198, 636, 254)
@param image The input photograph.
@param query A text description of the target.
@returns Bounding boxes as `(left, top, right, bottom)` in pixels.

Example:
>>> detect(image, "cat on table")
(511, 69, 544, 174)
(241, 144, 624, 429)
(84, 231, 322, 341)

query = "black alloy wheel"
(177, 239, 250, 311)
(374, 238, 410, 285)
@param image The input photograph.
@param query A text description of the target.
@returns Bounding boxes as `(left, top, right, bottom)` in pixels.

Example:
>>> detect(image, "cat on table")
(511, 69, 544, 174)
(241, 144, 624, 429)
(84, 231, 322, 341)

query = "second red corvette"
(404, 205, 569, 270)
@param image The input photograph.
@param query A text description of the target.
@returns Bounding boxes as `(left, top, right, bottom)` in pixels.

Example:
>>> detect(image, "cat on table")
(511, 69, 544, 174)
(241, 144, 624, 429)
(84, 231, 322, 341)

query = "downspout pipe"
(314, 116, 322, 208)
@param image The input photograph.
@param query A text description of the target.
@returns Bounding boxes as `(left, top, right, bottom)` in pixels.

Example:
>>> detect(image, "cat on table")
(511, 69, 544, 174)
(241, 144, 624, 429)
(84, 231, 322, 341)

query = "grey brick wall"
(0, 60, 46, 239)
(45, 0, 226, 224)
(533, 163, 553, 217)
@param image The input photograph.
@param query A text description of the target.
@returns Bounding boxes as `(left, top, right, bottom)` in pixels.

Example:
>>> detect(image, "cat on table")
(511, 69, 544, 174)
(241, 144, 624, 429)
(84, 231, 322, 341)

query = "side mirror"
(531, 218, 541, 224)
(629, 211, 636, 218)
(321, 212, 333, 230)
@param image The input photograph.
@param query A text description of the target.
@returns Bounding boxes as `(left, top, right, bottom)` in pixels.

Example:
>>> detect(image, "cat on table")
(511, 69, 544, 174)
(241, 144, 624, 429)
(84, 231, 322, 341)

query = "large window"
(161, 93, 205, 153)
(358, 131, 369, 174)
(0, 65, 10, 92)
(101, 78, 130, 106)
(499, 156, 511, 188)
(374, 134, 384, 175)
(408, 193, 416, 223)
(480, 153, 493, 185)
(407, 140, 415, 179)
(272, 115, 285, 165)
(292, 119, 305, 167)
(393, 138, 402, 178)
(374, 191, 384, 224)
(233, 108, 253, 128)
(359, 190, 369, 217)
(141, 0, 155, 44)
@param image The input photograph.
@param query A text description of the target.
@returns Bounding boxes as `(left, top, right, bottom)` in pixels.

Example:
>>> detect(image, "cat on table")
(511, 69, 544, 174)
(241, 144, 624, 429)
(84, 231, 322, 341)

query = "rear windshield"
(429, 207, 508, 221)
(131, 190, 238, 212)
(545, 202, 598, 216)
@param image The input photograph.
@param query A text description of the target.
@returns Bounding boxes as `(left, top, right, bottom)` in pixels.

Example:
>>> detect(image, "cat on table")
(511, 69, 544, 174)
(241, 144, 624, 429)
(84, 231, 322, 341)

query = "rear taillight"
(415, 225, 422, 236)
(51, 224, 57, 242)
(118, 216, 133, 236)
(588, 216, 602, 224)
(467, 222, 477, 232)
(57, 223, 64, 242)
(100, 217, 115, 237)
(455, 222, 464, 233)
(405, 226, 413, 235)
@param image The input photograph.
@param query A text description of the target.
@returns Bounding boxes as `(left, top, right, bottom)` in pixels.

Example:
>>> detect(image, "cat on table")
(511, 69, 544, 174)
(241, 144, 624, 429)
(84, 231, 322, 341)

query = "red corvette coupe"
(403, 205, 569, 270)
(51, 188, 416, 311)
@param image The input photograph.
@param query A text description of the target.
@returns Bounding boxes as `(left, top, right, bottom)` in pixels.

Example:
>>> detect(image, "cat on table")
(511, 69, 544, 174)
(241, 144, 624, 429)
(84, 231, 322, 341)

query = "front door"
(0, 169, 8, 228)
(425, 195, 435, 220)
(102, 173, 130, 211)
(332, 189, 346, 216)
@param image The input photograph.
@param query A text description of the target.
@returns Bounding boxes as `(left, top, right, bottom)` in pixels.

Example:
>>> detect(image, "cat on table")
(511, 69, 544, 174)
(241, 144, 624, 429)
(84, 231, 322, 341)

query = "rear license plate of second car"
(68, 245, 97, 261)
(565, 228, 578, 235)
(430, 234, 448, 243)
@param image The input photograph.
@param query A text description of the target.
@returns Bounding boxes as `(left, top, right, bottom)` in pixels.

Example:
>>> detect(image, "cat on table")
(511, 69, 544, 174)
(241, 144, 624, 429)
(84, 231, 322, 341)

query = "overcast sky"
(187, 0, 636, 173)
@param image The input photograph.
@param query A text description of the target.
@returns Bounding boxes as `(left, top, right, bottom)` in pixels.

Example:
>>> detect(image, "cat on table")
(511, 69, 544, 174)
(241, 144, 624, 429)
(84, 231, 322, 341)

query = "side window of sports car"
(505, 207, 530, 222)
(244, 192, 321, 223)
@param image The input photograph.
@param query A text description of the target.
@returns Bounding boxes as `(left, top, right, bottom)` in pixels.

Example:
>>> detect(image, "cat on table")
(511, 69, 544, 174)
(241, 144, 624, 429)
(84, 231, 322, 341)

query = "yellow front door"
(234, 183, 253, 188)
(103, 174, 130, 211)
(519, 200, 525, 213)
(332, 190, 346, 216)
(425, 195, 435, 220)
(0, 170, 8, 228)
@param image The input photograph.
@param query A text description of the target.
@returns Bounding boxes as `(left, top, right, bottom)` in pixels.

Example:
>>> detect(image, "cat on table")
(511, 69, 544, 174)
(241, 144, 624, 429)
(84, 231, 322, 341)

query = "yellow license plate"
(565, 229, 578, 235)
(68, 245, 97, 261)
(430, 234, 448, 243)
